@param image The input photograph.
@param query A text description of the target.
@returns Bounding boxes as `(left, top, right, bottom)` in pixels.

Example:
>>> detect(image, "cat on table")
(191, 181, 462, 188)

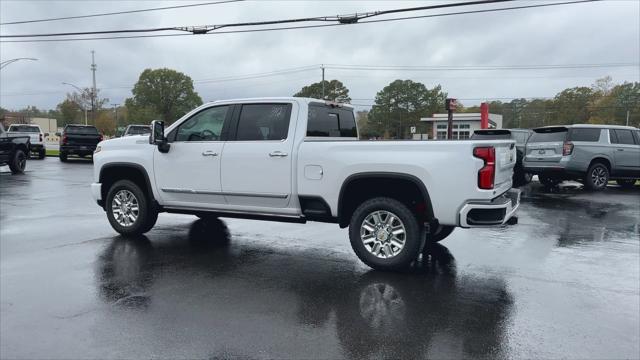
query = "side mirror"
(55, 132, 61, 137)
(150, 120, 170, 153)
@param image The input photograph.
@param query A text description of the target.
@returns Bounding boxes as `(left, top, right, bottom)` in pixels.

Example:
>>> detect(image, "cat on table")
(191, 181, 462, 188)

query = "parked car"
(0, 123, 30, 174)
(471, 128, 532, 187)
(523, 124, 640, 190)
(7, 124, 46, 159)
(59, 124, 103, 162)
(91, 97, 520, 271)
(123, 124, 151, 137)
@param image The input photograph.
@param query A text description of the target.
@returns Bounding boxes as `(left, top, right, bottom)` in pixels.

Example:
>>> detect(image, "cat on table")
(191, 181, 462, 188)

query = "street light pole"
(112, 104, 119, 135)
(0, 57, 38, 70)
(62, 82, 88, 125)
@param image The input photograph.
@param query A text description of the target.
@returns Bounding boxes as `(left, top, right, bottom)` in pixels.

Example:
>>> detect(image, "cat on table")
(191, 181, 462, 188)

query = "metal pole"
(112, 104, 119, 134)
(321, 64, 325, 99)
(626, 110, 630, 126)
(91, 50, 97, 123)
(447, 110, 453, 139)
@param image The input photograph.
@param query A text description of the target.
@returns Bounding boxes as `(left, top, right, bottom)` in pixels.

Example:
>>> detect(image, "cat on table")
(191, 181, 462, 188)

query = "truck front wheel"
(106, 180, 158, 236)
(349, 197, 423, 271)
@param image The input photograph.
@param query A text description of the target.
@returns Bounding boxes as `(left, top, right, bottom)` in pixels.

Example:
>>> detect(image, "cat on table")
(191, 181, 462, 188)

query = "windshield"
(126, 126, 151, 135)
(9, 125, 39, 133)
(66, 126, 99, 135)
(529, 128, 567, 143)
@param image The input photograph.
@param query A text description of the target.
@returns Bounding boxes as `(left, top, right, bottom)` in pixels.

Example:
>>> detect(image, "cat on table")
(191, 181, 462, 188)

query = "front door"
(220, 102, 296, 208)
(154, 105, 232, 207)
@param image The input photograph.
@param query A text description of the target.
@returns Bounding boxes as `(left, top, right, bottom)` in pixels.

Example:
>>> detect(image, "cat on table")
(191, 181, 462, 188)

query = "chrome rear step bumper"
(459, 189, 521, 228)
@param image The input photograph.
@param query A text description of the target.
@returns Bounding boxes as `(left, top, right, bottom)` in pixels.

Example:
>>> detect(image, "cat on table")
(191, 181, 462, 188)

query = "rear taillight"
(473, 146, 495, 190)
(563, 141, 574, 156)
(62, 134, 68, 145)
(39, 133, 43, 142)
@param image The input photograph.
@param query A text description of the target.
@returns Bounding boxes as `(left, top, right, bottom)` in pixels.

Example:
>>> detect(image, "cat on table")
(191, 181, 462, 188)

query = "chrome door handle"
(617, 148, 624, 151)
(269, 151, 288, 157)
(202, 150, 218, 156)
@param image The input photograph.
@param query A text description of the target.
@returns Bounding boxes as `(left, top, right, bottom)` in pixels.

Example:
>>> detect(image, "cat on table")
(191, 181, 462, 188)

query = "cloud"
(1, 0, 638, 112)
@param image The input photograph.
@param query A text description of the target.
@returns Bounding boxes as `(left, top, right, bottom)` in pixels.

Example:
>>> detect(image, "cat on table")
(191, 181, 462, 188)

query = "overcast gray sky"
(1, 0, 638, 112)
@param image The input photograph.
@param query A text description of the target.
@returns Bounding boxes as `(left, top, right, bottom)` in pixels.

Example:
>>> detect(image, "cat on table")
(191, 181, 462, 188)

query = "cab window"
(234, 103, 292, 141)
(175, 106, 229, 142)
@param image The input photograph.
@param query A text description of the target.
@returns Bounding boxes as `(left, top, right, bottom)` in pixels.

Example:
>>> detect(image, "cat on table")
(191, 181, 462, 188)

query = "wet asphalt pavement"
(1, 158, 639, 359)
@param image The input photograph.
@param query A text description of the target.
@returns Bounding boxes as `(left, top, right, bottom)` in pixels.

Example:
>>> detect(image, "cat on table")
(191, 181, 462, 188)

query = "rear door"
(525, 127, 568, 165)
(220, 102, 297, 208)
(610, 129, 640, 175)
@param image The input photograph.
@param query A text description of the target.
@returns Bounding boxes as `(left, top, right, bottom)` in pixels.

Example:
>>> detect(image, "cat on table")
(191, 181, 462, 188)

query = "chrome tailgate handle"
(269, 151, 288, 157)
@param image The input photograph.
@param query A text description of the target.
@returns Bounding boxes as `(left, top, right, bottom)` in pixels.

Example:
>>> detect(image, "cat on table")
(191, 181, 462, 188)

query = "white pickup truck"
(92, 97, 520, 270)
(7, 124, 46, 159)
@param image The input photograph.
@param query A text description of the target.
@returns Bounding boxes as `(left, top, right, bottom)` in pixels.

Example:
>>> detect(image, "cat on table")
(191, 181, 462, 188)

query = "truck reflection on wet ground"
(96, 219, 513, 359)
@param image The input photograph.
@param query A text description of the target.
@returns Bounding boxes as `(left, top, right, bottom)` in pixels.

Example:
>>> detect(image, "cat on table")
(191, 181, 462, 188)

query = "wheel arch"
(588, 156, 612, 171)
(99, 163, 156, 209)
(337, 172, 435, 228)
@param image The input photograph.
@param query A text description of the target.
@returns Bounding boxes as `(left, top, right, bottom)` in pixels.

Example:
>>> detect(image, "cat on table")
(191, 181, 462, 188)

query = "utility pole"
(91, 50, 97, 124)
(626, 110, 630, 126)
(445, 98, 457, 139)
(321, 64, 325, 100)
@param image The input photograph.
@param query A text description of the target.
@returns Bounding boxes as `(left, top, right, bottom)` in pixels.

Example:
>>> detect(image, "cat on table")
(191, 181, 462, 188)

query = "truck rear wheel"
(585, 162, 609, 191)
(38, 149, 46, 159)
(106, 180, 158, 236)
(9, 149, 27, 174)
(349, 197, 422, 271)
(59, 151, 68, 162)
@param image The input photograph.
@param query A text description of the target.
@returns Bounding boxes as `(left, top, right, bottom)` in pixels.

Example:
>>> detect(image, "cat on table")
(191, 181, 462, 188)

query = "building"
(30, 117, 58, 134)
(420, 113, 503, 140)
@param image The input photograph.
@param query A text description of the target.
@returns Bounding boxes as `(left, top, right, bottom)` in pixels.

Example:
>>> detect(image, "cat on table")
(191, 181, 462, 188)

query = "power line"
(0, 0, 244, 26)
(0, 0, 601, 42)
(0, 0, 515, 38)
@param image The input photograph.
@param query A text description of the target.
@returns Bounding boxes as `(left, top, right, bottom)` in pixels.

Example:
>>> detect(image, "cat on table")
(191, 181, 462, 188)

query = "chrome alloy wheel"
(360, 210, 406, 259)
(111, 190, 139, 227)
(591, 166, 608, 188)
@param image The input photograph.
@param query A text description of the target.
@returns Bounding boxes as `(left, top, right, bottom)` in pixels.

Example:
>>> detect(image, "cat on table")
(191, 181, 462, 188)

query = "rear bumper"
(61, 145, 97, 153)
(458, 189, 521, 228)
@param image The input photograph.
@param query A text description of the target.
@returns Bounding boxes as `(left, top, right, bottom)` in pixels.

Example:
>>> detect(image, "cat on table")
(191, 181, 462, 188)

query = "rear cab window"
(307, 104, 357, 138)
(66, 126, 99, 135)
(235, 103, 292, 141)
(568, 128, 601, 142)
(8, 125, 39, 133)
(529, 128, 568, 143)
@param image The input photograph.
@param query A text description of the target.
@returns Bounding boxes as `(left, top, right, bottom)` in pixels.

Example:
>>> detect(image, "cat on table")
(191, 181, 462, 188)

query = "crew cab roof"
(204, 97, 354, 109)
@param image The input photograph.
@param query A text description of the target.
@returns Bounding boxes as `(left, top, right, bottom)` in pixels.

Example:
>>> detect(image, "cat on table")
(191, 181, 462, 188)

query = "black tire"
(348, 197, 423, 271)
(38, 149, 46, 159)
(584, 162, 609, 191)
(539, 175, 561, 188)
(59, 151, 68, 162)
(9, 149, 27, 174)
(616, 179, 637, 189)
(105, 180, 158, 236)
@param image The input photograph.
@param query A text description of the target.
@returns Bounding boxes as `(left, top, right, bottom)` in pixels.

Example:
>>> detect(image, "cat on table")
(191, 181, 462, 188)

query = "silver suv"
(523, 124, 640, 190)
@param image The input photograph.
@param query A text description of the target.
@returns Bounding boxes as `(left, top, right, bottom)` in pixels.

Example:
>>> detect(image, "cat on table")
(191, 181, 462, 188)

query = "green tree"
(126, 68, 202, 124)
(550, 87, 595, 125)
(56, 98, 82, 126)
(367, 80, 447, 139)
(294, 80, 351, 103)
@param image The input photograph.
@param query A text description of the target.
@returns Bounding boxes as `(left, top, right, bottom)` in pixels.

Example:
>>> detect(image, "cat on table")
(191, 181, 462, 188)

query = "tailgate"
(493, 141, 517, 186)
(66, 134, 101, 146)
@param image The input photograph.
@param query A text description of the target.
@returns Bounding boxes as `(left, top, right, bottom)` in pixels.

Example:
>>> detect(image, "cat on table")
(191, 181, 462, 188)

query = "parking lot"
(1, 158, 638, 359)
